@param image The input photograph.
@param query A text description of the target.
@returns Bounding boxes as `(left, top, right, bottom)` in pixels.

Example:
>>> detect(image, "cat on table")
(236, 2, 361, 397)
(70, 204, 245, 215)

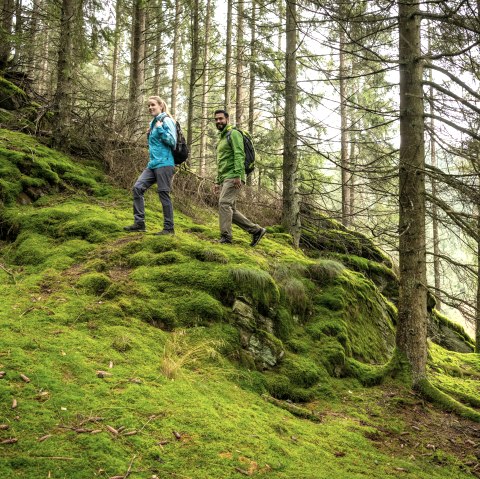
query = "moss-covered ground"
(1, 129, 480, 478)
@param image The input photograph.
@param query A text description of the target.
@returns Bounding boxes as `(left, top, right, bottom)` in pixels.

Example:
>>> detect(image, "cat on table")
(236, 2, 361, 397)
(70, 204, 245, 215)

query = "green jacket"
(215, 125, 245, 184)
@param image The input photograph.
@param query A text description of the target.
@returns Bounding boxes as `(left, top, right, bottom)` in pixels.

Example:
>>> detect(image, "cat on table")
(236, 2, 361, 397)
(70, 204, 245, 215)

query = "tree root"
(262, 394, 322, 422)
(415, 379, 480, 422)
(436, 383, 480, 409)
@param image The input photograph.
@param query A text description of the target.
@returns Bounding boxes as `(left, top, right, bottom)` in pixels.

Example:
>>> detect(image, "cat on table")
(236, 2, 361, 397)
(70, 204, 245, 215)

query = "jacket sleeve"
(229, 129, 245, 178)
(151, 116, 177, 148)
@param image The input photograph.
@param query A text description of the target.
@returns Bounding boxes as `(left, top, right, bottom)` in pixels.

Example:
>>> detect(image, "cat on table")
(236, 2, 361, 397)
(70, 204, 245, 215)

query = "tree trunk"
(0, 0, 15, 68)
(186, 0, 200, 159)
(12, 0, 22, 64)
(246, 0, 256, 187)
(199, 0, 212, 176)
(28, 0, 41, 82)
(111, 0, 122, 125)
(235, 0, 245, 127)
(477, 212, 480, 352)
(282, 0, 301, 247)
(52, 0, 81, 146)
(339, 27, 351, 227)
(152, 0, 164, 95)
(224, 0, 233, 111)
(128, 0, 146, 129)
(171, 0, 181, 117)
(395, 0, 428, 385)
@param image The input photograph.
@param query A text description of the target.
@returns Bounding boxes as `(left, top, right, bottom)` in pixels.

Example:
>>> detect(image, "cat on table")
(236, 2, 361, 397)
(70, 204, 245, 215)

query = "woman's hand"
(155, 120, 163, 128)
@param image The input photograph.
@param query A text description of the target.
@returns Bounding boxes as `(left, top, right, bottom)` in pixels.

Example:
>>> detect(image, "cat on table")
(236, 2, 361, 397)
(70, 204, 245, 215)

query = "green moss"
(76, 272, 112, 295)
(264, 373, 316, 402)
(10, 232, 52, 265)
(0, 77, 28, 109)
(173, 290, 224, 326)
(432, 309, 474, 348)
(307, 259, 345, 284)
(314, 336, 347, 377)
(274, 307, 296, 340)
(230, 266, 280, 309)
(279, 354, 325, 388)
(417, 378, 480, 422)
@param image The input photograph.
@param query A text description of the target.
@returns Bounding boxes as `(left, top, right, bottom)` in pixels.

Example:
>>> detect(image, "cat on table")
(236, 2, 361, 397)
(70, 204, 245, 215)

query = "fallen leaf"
(172, 430, 182, 440)
(38, 434, 52, 442)
(20, 374, 30, 383)
(12, 399, 17, 409)
(96, 371, 112, 378)
(334, 451, 346, 457)
(0, 425, 9, 430)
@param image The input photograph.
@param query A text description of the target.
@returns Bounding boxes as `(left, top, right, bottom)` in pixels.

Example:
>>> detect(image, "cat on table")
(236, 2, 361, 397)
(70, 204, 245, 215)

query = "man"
(213, 109, 266, 246)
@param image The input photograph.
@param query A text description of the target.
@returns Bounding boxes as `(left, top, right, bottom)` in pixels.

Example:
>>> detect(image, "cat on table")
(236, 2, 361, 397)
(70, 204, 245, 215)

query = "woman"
(124, 96, 177, 235)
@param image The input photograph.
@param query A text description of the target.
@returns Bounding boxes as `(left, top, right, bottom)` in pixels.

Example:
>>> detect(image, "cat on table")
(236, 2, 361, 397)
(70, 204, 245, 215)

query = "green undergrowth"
(1, 129, 479, 477)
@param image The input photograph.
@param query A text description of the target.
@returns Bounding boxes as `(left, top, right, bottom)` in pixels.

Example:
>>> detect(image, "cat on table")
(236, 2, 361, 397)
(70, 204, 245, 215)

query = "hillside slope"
(1, 129, 480, 479)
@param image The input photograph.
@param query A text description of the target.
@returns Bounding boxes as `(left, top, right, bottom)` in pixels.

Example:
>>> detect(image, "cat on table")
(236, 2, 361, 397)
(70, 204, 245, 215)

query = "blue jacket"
(147, 113, 177, 169)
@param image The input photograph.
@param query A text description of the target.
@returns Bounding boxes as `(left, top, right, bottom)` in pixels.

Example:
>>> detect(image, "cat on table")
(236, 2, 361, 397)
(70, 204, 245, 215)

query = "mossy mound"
(301, 211, 393, 266)
(0, 128, 113, 207)
(0, 77, 28, 110)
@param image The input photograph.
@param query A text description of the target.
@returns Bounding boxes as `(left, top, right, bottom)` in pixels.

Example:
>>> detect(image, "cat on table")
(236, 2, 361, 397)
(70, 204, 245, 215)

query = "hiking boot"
(154, 229, 175, 236)
(218, 236, 232, 244)
(124, 222, 146, 232)
(250, 227, 266, 247)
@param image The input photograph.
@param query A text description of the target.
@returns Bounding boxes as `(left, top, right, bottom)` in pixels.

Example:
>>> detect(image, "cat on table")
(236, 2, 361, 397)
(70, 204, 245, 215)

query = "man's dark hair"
(214, 109, 229, 118)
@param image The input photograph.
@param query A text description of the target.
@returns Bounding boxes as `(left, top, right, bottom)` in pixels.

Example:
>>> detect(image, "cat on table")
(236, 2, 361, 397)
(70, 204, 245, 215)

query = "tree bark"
(128, 0, 146, 129)
(0, 0, 15, 68)
(186, 0, 200, 157)
(111, 0, 122, 125)
(477, 214, 480, 352)
(199, 0, 212, 176)
(52, 0, 82, 146)
(395, 0, 428, 385)
(339, 27, 351, 227)
(171, 0, 181, 117)
(235, 0, 245, 128)
(246, 0, 256, 187)
(282, 0, 301, 247)
(224, 0, 233, 111)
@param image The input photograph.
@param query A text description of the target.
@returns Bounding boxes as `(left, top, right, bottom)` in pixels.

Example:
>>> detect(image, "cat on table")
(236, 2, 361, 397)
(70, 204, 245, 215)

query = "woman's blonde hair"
(148, 96, 174, 119)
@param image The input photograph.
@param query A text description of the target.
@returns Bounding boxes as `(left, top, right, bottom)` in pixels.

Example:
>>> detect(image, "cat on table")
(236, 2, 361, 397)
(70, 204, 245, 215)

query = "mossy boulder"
(0, 77, 28, 110)
(429, 310, 474, 353)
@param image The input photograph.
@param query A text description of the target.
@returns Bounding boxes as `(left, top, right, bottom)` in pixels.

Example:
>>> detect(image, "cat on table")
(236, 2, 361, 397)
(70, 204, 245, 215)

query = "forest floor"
(319, 384, 480, 477)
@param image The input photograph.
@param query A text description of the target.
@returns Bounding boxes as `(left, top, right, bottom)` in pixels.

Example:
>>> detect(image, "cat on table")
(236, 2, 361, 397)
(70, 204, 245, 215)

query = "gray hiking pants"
(133, 166, 174, 230)
(218, 179, 259, 239)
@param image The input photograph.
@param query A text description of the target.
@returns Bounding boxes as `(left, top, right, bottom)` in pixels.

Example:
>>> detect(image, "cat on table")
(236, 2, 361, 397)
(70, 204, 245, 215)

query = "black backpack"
(172, 120, 189, 165)
(226, 127, 255, 175)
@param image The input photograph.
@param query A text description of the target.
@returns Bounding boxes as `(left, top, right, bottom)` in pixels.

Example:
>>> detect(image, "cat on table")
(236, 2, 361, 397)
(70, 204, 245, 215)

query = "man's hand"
(233, 178, 242, 189)
(213, 184, 220, 194)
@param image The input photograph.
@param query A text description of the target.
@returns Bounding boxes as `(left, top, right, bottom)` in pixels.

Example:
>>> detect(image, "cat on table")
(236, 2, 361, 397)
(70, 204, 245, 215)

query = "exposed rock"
(233, 299, 284, 369)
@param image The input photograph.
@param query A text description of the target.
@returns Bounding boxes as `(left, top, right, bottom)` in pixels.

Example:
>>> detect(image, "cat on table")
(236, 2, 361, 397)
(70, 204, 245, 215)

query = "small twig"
(0, 263, 16, 284)
(19, 306, 35, 317)
(124, 455, 137, 478)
